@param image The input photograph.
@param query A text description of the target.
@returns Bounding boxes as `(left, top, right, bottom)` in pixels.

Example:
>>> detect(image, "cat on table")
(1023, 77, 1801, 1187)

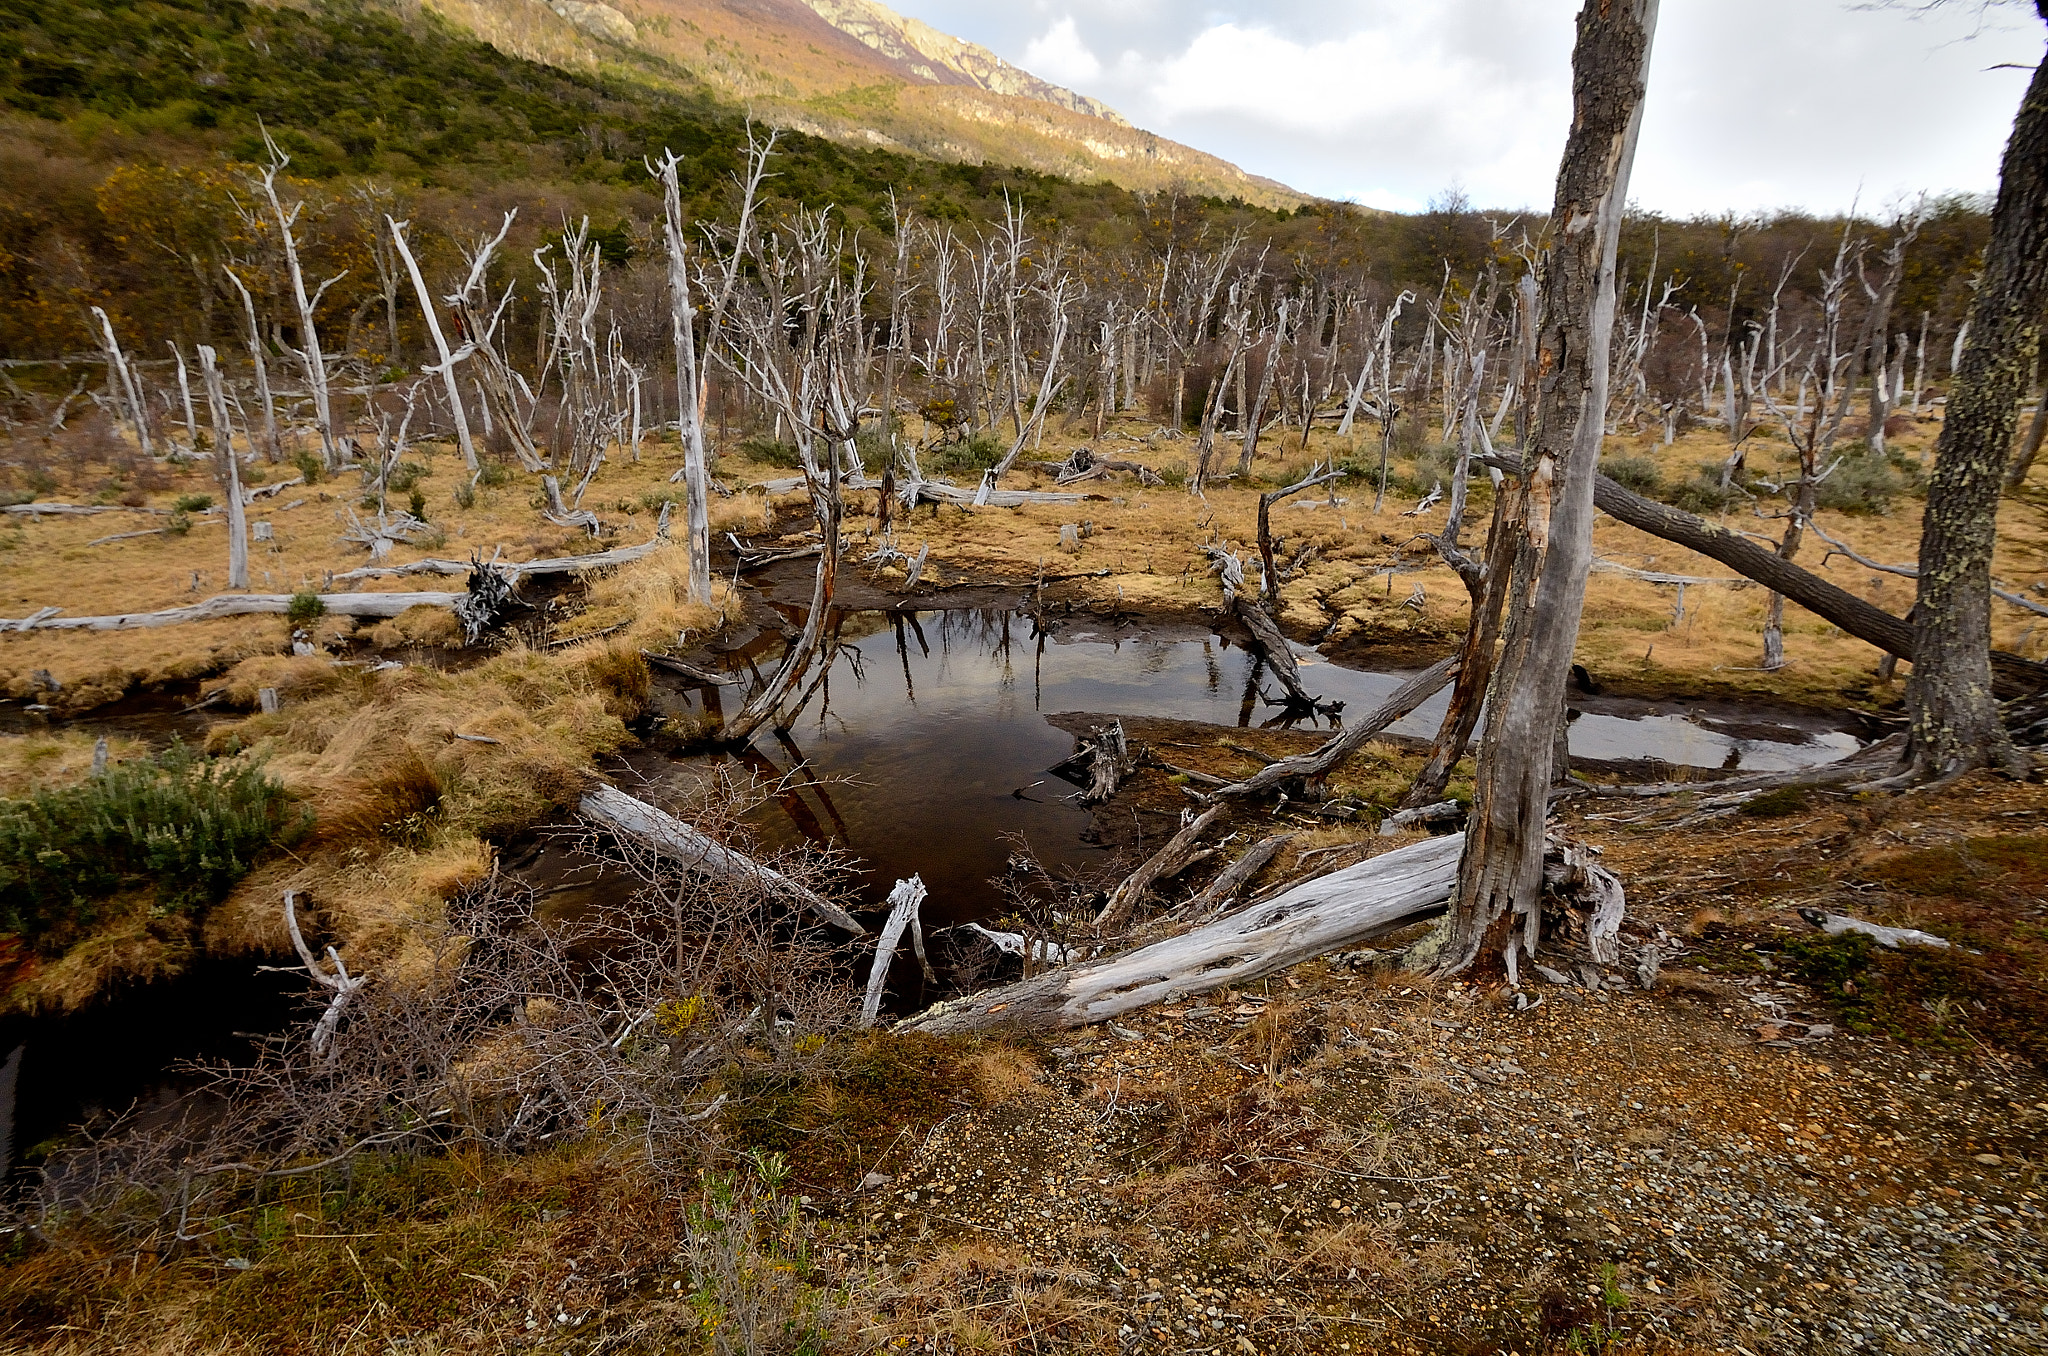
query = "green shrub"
(1814, 453, 1918, 515)
(923, 432, 1006, 478)
(477, 463, 514, 488)
(0, 742, 308, 947)
(1739, 785, 1810, 818)
(292, 448, 323, 485)
(736, 434, 803, 469)
(407, 487, 428, 521)
(1662, 464, 1743, 515)
(387, 461, 428, 493)
(171, 492, 213, 514)
(286, 590, 327, 627)
(1600, 455, 1662, 497)
(452, 480, 476, 510)
(164, 511, 193, 536)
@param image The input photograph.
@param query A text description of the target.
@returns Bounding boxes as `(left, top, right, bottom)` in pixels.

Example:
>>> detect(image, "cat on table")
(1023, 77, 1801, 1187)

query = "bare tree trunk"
(90, 307, 152, 458)
(1443, 0, 1658, 978)
(256, 141, 342, 468)
(196, 346, 249, 589)
(223, 268, 280, 461)
(387, 218, 480, 475)
(1900, 32, 2048, 781)
(653, 152, 714, 605)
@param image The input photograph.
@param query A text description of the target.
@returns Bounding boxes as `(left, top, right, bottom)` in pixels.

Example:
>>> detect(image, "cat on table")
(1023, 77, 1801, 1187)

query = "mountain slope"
(796, 0, 1124, 124)
(419, 0, 1304, 206)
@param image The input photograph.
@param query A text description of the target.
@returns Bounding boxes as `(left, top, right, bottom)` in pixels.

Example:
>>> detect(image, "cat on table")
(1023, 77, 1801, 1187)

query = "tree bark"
(1444, 0, 1658, 977)
(1901, 29, 2048, 781)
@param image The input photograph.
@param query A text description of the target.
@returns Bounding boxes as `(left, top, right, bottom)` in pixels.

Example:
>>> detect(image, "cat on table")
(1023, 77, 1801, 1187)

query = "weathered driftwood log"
(1093, 804, 1226, 932)
(908, 479, 1097, 508)
(860, 875, 930, 1026)
(577, 783, 864, 935)
(904, 834, 1465, 1034)
(961, 923, 1081, 967)
(2, 592, 465, 632)
(1797, 907, 1951, 950)
(1181, 832, 1293, 915)
(1, 502, 167, 517)
(1207, 657, 1459, 800)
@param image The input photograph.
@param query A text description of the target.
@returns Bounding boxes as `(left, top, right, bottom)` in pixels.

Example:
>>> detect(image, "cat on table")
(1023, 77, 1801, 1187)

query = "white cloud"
(1022, 17, 1101, 85)
(888, 0, 2044, 216)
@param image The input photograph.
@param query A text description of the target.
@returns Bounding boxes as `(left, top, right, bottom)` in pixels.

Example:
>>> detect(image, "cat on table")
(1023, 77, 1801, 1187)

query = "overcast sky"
(885, 0, 2043, 217)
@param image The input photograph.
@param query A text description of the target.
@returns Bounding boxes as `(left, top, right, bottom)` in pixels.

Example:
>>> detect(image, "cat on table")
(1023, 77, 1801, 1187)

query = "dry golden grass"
(0, 436, 719, 709)
(0, 728, 149, 796)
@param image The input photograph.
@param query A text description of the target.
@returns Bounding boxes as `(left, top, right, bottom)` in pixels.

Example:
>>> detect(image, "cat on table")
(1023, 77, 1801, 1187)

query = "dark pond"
(627, 607, 1866, 925)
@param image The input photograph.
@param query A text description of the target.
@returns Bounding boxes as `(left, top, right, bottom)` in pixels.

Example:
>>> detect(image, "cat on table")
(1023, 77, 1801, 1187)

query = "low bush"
(1600, 455, 1662, 497)
(0, 741, 307, 947)
(170, 492, 213, 514)
(1661, 463, 1744, 515)
(1814, 453, 1919, 515)
(735, 434, 803, 469)
(923, 432, 1007, 478)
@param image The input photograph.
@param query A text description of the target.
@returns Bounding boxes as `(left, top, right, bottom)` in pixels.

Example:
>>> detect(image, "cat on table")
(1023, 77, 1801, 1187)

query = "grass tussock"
(0, 731, 148, 798)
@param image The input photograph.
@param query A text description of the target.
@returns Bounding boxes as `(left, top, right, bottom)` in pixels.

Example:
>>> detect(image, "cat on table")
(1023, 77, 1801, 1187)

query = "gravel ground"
(850, 959, 2048, 1354)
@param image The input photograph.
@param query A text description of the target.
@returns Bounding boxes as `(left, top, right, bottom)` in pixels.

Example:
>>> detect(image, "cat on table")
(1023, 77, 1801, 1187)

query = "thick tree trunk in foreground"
(1902, 36, 2048, 780)
(1446, 0, 1657, 977)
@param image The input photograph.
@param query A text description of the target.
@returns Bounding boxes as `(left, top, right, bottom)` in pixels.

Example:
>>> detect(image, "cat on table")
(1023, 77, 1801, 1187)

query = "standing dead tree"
(1442, 0, 1658, 981)
(718, 207, 870, 742)
(652, 150, 714, 605)
(89, 306, 153, 459)
(386, 216, 480, 476)
(221, 266, 279, 461)
(252, 135, 343, 469)
(195, 345, 250, 590)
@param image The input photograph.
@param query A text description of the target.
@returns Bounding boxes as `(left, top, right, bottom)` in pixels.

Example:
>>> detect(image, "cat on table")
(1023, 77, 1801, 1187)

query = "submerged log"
(578, 783, 864, 935)
(904, 834, 1465, 1035)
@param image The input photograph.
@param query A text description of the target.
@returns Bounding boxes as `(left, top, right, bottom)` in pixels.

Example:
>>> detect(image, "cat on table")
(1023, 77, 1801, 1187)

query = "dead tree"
(387, 216, 480, 475)
(1443, 0, 1658, 979)
(652, 150, 714, 605)
(195, 345, 250, 589)
(253, 136, 343, 468)
(1901, 24, 2048, 782)
(222, 267, 279, 460)
(89, 306, 152, 458)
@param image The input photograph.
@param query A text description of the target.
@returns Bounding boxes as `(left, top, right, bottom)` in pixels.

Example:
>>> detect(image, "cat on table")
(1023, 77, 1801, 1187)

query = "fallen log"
(1, 502, 166, 517)
(577, 783, 864, 935)
(1379, 799, 1465, 836)
(1206, 657, 1458, 800)
(331, 508, 671, 582)
(2, 591, 465, 631)
(902, 834, 1465, 1034)
(1094, 805, 1225, 932)
(1797, 907, 1951, 950)
(1568, 466, 2048, 696)
(1180, 832, 1292, 915)
(1200, 545, 1330, 714)
(641, 651, 737, 685)
(908, 479, 1098, 508)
